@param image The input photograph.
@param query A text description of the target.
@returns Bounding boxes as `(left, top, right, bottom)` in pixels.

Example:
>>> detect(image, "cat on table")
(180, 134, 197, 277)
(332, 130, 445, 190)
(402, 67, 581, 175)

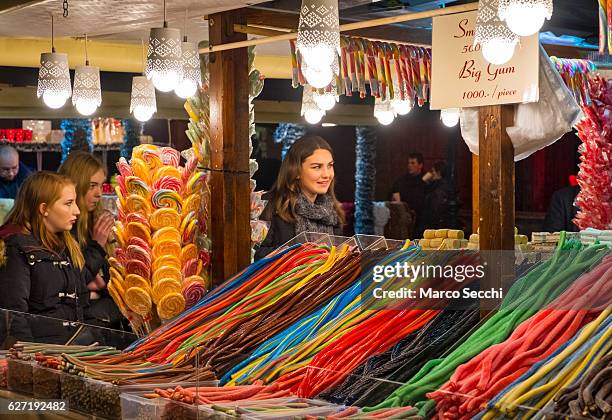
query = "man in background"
(0, 144, 32, 200)
(391, 152, 426, 237)
(543, 176, 580, 232)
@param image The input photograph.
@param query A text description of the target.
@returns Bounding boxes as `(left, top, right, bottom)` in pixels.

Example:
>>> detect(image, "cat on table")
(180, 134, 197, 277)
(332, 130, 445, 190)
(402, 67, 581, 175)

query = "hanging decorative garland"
(273, 123, 306, 160)
(121, 119, 143, 160)
(290, 36, 432, 106)
(550, 56, 596, 106)
(354, 126, 376, 235)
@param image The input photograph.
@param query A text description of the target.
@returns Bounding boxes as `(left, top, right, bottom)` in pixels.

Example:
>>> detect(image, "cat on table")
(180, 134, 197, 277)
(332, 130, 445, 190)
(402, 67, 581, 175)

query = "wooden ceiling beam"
(0, 0, 46, 14)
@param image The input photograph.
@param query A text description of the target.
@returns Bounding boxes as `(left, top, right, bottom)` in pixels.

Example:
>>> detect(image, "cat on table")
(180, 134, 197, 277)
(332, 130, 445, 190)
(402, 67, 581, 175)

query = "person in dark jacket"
(0, 172, 88, 346)
(422, 161, 452, 230)
(0, 144, 33, 200)
(390, 152, 426, 237)
(255, 136, 345, 260)
(543, 185, 580, 233)
(58, 152, 123, 329)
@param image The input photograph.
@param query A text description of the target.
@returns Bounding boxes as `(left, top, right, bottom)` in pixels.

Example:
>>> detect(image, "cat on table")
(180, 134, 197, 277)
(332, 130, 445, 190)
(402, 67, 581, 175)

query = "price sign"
(430, 11, 539, 110)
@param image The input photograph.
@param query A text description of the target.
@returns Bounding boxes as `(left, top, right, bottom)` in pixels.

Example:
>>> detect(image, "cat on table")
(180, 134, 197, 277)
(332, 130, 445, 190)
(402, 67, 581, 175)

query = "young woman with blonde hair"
(0, 172, 88, 344)
(255, 136, 344, 260)
(58, 152, 122, 330)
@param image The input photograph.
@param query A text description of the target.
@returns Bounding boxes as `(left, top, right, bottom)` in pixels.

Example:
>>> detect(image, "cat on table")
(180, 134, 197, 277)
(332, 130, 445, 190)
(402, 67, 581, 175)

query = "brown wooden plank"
(209, 10, 251, 286)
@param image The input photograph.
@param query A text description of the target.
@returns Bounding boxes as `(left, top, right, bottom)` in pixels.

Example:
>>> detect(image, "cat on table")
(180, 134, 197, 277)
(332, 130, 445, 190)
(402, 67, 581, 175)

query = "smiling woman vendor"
(255, 136, 345, 260)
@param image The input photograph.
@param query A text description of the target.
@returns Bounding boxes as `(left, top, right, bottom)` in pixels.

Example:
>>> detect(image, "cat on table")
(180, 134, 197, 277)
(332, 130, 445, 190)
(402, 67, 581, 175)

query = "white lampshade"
(441, 108, 460, 127)
(374, 97, 395, 126)
(301, 85, 325, 125)
(474, 0, 519, 65)
(37, 52, 72, 109)
(498, 0, 553, 36)
(313, 80, 338, 111)
(72, 65, 101, 116)
(297, 0, 340, 88)
(175, 40, 202, 99)
(146, 27, 183, 92)
(130, 76, 157, 122)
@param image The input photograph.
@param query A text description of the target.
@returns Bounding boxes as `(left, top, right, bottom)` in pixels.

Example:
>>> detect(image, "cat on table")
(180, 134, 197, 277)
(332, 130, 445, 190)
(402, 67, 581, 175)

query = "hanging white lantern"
(130, 76, 157, 122)
(174, 39, 201, 99)
(475, 0, 519, 65)
(441, 108, 460, 127)
(498, 0, 552, 37)
(146, 26, 183, 92)
(72, 65, 101, 115)
(301, 85, 325, 125)
(313, 79, 338, 111)
(297, 0, 340, 88)
(38, 52, 72, 109)
(374, 97, 395, 126)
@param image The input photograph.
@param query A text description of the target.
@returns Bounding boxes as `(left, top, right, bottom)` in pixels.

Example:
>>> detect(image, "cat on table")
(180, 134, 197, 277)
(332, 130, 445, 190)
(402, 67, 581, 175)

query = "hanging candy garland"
(290, 36, 432, 106)
(549, 56, 596, 106)
(597, 0, 612, 54)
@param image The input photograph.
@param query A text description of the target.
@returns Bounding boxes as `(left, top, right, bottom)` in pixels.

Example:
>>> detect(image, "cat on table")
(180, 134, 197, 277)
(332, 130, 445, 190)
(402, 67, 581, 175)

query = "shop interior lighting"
(440, 108, 460, 127)
(297, 0, 340, 88)
(37, 15, 72, 109)
(475, 0, 519, 65)
(312, 80, 338, 111)
(72, 34, 102, 116)
(301, 85, 325, 124)
(374, 97, 396, 126)
(146, 0, 183, 92)
(498, 0, 552, 36)
(175, 10, 201, 99)
(131, 42, 157, 122)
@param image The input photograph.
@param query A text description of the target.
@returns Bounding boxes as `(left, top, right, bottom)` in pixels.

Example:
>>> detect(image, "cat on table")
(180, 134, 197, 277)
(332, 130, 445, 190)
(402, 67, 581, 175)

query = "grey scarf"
(294, 193, 339, 235)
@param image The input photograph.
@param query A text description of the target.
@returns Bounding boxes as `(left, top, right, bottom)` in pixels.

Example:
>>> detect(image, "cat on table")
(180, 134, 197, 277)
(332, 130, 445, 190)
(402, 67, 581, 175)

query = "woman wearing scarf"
(255, 136, 344, 260)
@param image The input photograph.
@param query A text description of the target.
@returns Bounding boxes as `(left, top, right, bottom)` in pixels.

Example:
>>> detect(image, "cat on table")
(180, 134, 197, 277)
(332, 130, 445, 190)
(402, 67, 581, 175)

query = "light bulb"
(391, 99, 412, 116)
(304, 109, 324, 125)
(503, 4, 547, 36)
(375, 110, 395, 126)
(481, 39, 516, 65)
(150, 70, 181, 93)
(303, 65, 333, 89)
(75, 100, 98, 116)
(42, 91, 68, 109)
(133, 106, 154, 122)
(174, 79, 198, 99)
(313, 93, 336, 111)
(441, 108, 460, 127)
(301, 45, 335, 68)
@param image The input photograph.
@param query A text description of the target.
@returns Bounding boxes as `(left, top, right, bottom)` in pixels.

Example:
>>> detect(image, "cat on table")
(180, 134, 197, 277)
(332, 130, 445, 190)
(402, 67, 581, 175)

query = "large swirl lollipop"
(152, 189, 182, 213)
(185, 172, 206, 195)
(126, 244, 152, 266)
(142, 150, 163, 172)
(152, 240, 181, 260)
(152, 266, 182, 285)
(157, 292, 185, 320)
(152, 255, 181, 271)
(126, 222, 151, 244)
(152, 226, 181, 244)
(116, 157, 133, 177)
(152, 278, 182, 304)
(125, 274, 151, 291)
(128, 236, 151, 253)
(160, 147, 180, 167)
(126, 259, 151, 280)
(153, 176, 182, 194)
(124, 287, 152, 317)
(181, 193, 201, 217)
(108, 257, 125, 277)
(126, 212, 150, 228)
(130, 158, 151, 185)
(126, 176, 150, 198)
(125, 195, 152, 216)
(154, 166, 182, 183)
(180, 244, 198, 264)
(182, 258, 201, 277)
(150, 208, 181, 231)
(182, 279, 206, 309)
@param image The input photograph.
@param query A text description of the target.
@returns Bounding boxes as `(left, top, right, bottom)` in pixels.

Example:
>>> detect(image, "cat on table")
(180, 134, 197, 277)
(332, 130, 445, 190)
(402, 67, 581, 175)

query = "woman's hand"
(93, 211, 114, 247)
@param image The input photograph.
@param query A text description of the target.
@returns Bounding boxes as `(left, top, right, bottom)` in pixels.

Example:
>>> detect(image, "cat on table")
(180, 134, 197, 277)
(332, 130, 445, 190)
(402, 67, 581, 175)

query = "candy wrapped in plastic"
(574, 75, 612, 229)
(250, 191, 267, 220)
(250, 220, 269, 244)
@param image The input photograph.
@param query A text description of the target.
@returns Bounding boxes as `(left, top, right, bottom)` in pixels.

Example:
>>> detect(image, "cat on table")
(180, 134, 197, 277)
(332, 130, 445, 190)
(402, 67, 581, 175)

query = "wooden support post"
(478, 105, 515, 317)
(472, 154, 479, 235)
(208, 10, 251, 286)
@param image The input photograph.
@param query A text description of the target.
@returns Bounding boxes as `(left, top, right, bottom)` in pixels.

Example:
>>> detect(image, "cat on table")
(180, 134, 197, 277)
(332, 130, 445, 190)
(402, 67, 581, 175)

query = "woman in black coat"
(0, 172, 88, 345)
(255, 136, 344, 260)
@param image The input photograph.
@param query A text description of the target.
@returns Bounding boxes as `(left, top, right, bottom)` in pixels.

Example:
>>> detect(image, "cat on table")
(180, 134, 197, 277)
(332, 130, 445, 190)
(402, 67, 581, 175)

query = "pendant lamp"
(474, 0, 519, 65)
(73, 34, 101, 116)
(146, 0, 183, 92)
(498, 0, 553, 36)
(441, 108, 460, 127)
(37, 15, 71, 109)
(374, 97, 395, 126)
(301, 85, 325, 124)
(131, 42, 157, 122)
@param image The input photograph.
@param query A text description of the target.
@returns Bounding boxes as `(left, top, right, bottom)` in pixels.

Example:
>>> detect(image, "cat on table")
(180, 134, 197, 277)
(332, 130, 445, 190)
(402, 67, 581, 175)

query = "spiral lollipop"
(150, 208, 181, 231)
(153, 255, 181, 271)
(126, 222, 151, 244)
(157, 292, 185, 320)
(125, 195, 152, 216)
(152, 278, 182, 304)
(186, 172, 206, 195)
(182, 258, 201, 277)
(181, 194, 201, 217)
(152, 266, 182, 285)
(126, 259, 151, 280)
(152, 240, 181, 260)
(117, 157, 133, 177)
(182, 219, 198, 244)
(152, 189, 182, 213)
(160, 147, 180, 167)
(126, 176, 151, 198)
(182, 156, 198, 184)
(126, 212, 150, 228)
(127, 244, 152, 266)
(113, 223, 127, 249)
(199, 248, 211, 269)
(154, 166, 182, 183)
(108, 257, 125, 277)
(131, 158, 151, 185)
(117, 175, 127, 196)
(132, 144, 158, 160)
(124, 287, 152, 317)
(180, 244, 198, 264)
(142, 150, 163, 172)
(128, 236, 151, 252)
(182, 280, 206, 309)
(152, 226, 181, 244)
(154, 176, 182, 194)
(125, 274, 151, 291)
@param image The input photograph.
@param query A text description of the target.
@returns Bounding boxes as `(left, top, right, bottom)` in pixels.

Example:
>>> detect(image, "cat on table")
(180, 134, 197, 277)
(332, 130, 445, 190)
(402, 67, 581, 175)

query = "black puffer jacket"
(0, 230, 89, 345)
